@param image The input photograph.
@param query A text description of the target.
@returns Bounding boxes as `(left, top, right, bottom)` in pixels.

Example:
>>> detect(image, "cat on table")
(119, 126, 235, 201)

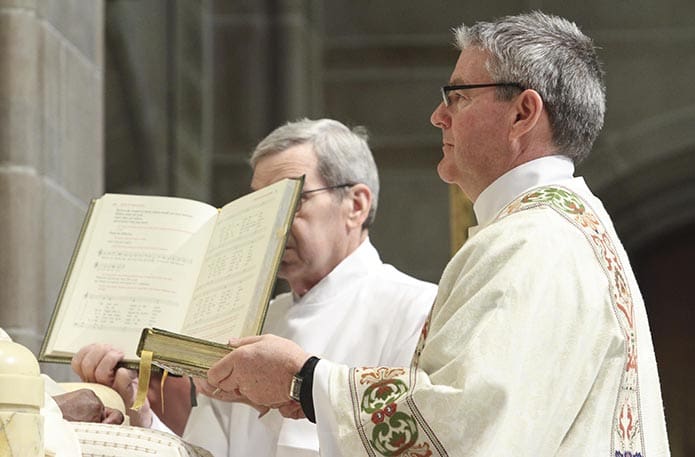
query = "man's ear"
(509, 89, 544, 141)
(346, 184, 372, 229)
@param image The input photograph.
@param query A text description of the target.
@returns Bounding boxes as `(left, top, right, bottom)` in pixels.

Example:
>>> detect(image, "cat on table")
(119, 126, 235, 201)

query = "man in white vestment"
(204, 12, 672, 457)
(71, 118, 437, 456)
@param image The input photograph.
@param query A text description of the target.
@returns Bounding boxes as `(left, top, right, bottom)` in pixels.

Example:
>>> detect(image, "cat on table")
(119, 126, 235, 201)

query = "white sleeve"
(313, 359, 344, 457)
(150, 411, 176, 434)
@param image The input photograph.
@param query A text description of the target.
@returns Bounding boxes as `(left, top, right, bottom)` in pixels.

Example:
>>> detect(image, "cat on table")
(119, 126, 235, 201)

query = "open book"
(40, 178, 302, 370)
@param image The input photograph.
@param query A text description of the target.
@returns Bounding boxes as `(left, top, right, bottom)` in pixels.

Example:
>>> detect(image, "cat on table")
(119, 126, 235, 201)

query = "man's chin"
(278, 262, 297, 279)
(437, 162, 456, 184)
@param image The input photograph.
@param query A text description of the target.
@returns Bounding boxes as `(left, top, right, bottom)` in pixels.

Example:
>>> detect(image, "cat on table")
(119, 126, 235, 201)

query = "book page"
(181, 179, 298, 343)
(47, 194, 218, 360)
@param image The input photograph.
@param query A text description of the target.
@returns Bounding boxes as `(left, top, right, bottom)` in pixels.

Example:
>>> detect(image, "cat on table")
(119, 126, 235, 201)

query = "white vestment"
(181, 239, 437, 456)
(314, 156, 671, 456)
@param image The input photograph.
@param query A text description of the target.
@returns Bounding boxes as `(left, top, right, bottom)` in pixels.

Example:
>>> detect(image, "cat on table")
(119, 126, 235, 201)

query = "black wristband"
(296, 356, 320, 423)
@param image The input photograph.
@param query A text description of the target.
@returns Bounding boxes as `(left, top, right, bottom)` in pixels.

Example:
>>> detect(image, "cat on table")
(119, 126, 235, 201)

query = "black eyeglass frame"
(297, 183, 355, 211)
(440, 83, 523, 107)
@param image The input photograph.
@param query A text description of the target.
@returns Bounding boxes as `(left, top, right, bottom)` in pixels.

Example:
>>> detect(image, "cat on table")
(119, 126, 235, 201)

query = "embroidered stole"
(346, 186, 645, 457)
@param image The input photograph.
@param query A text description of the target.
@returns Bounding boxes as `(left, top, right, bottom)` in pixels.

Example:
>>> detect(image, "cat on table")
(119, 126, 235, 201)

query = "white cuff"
(149, 411, 175, 435)
(313, 360, 344, 457)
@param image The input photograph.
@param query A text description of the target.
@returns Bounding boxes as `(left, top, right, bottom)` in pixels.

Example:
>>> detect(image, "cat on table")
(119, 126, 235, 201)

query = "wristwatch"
(288, 356, 320, 423)
(289, 356, 319, 401)
(289, 371, 304, 401)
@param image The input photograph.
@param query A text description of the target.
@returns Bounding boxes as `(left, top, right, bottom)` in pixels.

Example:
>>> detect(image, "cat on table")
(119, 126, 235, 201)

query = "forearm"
(147, 375, 193, 435)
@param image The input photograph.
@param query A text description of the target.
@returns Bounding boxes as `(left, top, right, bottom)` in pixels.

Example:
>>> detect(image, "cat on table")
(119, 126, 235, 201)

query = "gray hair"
(249, 118, 380, 228)
(454, 11, 606, 163)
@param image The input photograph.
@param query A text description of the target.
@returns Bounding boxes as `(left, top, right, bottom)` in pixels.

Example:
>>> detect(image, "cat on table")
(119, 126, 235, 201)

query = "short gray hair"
(249, 118, 380, 228)
(454, 11, 606, 163)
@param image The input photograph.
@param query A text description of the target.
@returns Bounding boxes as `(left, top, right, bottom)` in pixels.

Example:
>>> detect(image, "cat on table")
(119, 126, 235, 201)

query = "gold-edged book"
(136, 328, 233, 378)
(40, 177, 303, 367)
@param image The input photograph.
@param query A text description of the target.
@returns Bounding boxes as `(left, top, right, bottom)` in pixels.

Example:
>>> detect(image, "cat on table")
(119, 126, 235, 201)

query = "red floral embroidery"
(371, 410, 384, 424)
(371, 403, 398, 424)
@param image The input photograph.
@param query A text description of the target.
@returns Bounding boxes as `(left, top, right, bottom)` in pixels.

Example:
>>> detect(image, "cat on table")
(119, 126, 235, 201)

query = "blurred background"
(1, 1, 693, 453)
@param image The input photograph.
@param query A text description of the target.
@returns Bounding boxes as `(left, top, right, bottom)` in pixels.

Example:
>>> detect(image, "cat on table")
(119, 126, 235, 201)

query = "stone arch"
(594, 108, 695, 251)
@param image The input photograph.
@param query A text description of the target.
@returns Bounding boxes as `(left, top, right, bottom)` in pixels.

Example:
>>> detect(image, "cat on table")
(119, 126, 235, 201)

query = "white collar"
(293, 238, 380, 305)
(472, 155, 575, 228)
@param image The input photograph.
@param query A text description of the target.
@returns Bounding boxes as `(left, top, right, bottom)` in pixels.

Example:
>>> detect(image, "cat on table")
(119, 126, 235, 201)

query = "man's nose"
(430, 102, 450, 129)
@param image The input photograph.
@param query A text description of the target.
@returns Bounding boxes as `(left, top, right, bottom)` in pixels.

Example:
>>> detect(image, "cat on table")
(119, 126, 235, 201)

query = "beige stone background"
(1, 1, 693, 454)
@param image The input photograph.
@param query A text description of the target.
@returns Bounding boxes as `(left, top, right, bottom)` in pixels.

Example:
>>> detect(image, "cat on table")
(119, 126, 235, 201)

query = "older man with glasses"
(71, 118, 437, 457)
(205, 12, 671, 457)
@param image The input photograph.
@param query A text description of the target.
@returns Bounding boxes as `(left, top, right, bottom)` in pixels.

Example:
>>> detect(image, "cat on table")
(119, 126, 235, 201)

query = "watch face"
(289, 375, 303, 401)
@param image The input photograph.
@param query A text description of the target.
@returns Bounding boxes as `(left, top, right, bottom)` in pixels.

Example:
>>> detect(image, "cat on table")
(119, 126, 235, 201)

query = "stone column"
(0, 0, 104, 380)
(206, 1, 321, 205)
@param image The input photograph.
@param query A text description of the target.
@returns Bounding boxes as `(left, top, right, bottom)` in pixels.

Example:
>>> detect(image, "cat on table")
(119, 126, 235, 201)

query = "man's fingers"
(214, 376, 240, 399)
(278, 401, 305, 419)
(73, 344, 112, 382)
(94, 350, 125, 385)
(207, 351, 235, 387)
(111, 367, 139, 406)
(102, 407, 125, 425)
(71, 344, 125, 385)
(70, 348, 86, 379)
(227, 334, 263, 347)
(193, 378, 217, 397)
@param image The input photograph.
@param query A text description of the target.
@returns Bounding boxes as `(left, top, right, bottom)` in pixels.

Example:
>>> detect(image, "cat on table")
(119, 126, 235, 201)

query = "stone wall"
(0, 0, 103, 380)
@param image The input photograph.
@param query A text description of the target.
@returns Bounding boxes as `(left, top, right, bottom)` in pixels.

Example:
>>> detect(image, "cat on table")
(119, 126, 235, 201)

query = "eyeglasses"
(440, 83, 523, 107)
(297, 183, 355, 212)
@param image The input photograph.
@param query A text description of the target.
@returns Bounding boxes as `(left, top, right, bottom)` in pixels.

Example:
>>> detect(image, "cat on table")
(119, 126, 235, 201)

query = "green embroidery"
(353, 367, 437, 456)
(500, 186, 602, 234)
(362, 378, 417, 455)
(521, 186, 585, 214)
(371, 411, 420, 455)
(362, 378, 409, 414)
